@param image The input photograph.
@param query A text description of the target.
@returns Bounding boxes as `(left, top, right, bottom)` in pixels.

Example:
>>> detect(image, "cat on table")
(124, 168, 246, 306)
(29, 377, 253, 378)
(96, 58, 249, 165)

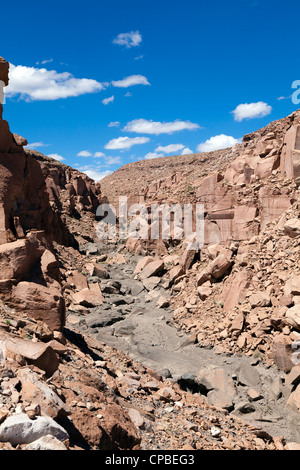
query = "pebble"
(210, 427, 221, 438)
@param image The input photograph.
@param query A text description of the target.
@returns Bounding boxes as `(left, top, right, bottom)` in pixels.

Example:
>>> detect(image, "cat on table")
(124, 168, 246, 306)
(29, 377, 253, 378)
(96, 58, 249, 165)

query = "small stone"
(234, 401, 256, 414)
(247, 389, 263, 402)
(210, 426, 221, 438)
(25, 435, 68, 451)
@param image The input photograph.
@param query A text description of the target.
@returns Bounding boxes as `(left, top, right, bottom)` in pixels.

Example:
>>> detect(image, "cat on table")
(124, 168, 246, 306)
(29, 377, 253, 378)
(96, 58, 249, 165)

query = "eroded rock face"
(0, 58, 8, 85)
(281, 124, 300, 185)
(0, 93, 75, 247)
(28, 149, 103, 219)
(0, 231, 65, 331)
(0, 58, 9, 121)
(101, 109, 300, 255)
(0, 59, 80, 329)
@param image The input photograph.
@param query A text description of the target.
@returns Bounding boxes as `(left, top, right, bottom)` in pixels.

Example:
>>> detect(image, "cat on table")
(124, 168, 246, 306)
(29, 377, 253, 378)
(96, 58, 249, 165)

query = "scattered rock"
(25, 434, 68, 450)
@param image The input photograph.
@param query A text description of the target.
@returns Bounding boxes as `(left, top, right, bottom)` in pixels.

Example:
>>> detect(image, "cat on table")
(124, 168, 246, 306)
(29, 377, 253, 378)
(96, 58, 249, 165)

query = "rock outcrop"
(0, 58, 106, 331)
(101, 110, 300, 253)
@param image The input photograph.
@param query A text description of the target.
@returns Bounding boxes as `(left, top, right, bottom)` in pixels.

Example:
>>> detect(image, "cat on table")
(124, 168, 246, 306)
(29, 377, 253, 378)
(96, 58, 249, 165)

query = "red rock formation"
(101, 109, 300, 252)
(0, 58, 104, 330)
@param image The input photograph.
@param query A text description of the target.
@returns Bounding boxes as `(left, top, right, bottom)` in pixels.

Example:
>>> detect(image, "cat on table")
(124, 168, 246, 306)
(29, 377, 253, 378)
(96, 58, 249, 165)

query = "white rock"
(210, 426, 221, 438)
(25, 434, 68, 450)
(0, 414, 69, 446)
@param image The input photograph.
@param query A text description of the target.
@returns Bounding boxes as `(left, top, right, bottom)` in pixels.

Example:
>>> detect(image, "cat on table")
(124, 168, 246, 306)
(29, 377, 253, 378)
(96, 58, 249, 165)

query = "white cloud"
(41, 58, 54, 65)
(124, 92, 132, 97)
(102, 95, 115, 105)
(94, 152, 105, 157)
(154, 144, 193, 156)
(144, 152, 165, 160)
(197, 134, 241, 153)
(111, 75, 150, 88)
(26, 141, 49, 149)
(7, 64, 106, 101)
(81, 168, 112, 181)
(108, 121, 120, 128)
(105, 156, 121, 165)
(277, 95, 292, 101)
(181, 147, 193, 155)
(155, 144, 185, 154)
(232, 102, 272, 122)
(47, 153, 65, 162)
(36, 58, 54, 65)
(144, 145, 193, 160)
(77, 150, 92, 157)
(113, 31, 142, 48)
(124, 119, 200, 135)
(105, 136, 150, 150)
(134, 55, 144, 60)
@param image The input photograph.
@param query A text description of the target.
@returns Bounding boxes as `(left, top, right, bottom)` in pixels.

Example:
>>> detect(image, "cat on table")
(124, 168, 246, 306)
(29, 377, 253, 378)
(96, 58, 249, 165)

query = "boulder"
(285, 365, 300, 388)
(195, 367, 236, 397)
(272, 335, 295, 373)
(142, 276, 161, 291)
(179, 249, 197, 272)
(157, 295, 170, 308)
(286, 386, 300, 413)
(222, 271, 252, 312)
(0, 414, 69, 446)
(207, 244, 232, 261)
(0, 235, 44, 281)
(18, 368, 70, 419)
(127, 408, 152, 432)
(197, 285, 212, 301)
(284, 219, 300, 238)
(237, 363, 261, 388)
(85, 262, 109, 279)
(3, 335, 59, 376)
(249, 292, 271, 308)
(206, 390, 234, 411)
(25, 435, 68, 451)
(209, 254, 233, 280)
(168, 265, 185, 285)
(66, 404, 141, 450)
(139, 259, 165, 280)
(67, 271, 88, 291)
(229, 313, 245, 337)
(196, 268, 211, 286)
(284, 275, 300, 297)
(286, 305, 300, 330)
(11, 280, 65, 332)
(72, 283, 104, 307)
(134, 256, 154, 274)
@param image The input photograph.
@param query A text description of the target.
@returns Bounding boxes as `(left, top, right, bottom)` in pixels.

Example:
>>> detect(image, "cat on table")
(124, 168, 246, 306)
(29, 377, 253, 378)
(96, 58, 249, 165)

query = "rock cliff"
(0, 58, 104, 331)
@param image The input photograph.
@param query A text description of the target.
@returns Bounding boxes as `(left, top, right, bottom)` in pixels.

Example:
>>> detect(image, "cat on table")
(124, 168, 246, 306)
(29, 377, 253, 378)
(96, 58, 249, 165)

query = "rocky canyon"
(1, 56, 300, 452)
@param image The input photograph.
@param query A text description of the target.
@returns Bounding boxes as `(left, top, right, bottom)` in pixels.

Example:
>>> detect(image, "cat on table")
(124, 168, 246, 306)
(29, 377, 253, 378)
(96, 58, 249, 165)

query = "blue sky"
(1, 0, 300, 180)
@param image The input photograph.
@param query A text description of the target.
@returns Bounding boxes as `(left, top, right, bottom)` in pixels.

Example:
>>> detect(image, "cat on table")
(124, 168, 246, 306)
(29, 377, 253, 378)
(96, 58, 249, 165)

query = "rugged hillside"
(101, 110, 299, 208)
(101, 148, 237, 206)
(24, 149, 107, 245)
